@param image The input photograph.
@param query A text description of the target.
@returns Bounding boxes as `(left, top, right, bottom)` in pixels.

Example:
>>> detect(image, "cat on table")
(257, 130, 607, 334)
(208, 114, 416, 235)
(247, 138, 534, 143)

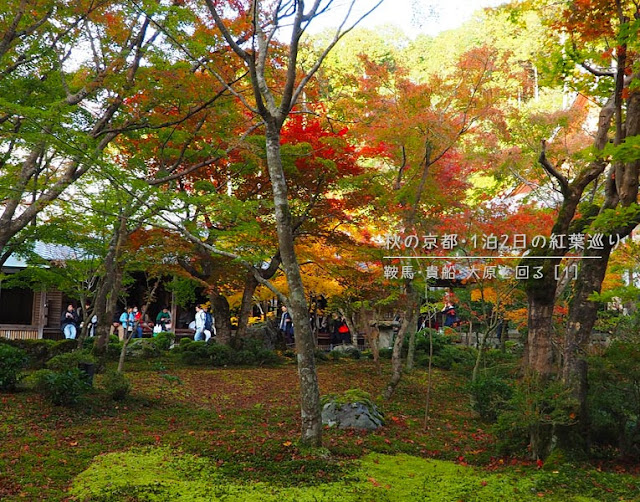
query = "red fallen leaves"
(389, 415, 408, 428)
(367, 477, 391, 490)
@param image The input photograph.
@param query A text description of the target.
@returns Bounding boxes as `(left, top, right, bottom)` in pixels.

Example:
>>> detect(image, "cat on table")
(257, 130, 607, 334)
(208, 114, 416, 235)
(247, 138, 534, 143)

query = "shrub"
(126, 339, 161, 359)
(231, 349, 256, 365)
(249, 347, 281, 366)
(425, 345, 476, 371)
(50, 339, 79, 357)
(176, 339, 281, 367)
(378, 347, 393, 359)
(0, 338, 76, 369)
(492, 375, 577, 456)
(414, 329, 453, 354)
(152, 331, 175, 351)
(0, 344, 27, 391)
(33, 368, 89, 406)
(480, 349, 519, 379)
(46, 350, 95, 372)
(178, 341, 210, 366)
(468, 375, 513, 421)
(102, 370, 132, 401)
(314, 349, 329, 361)
(106, 341, 124, 361)
(588, 340, 640, 458)
(208, 343, 233, 366)
(0, 339, 51, 369)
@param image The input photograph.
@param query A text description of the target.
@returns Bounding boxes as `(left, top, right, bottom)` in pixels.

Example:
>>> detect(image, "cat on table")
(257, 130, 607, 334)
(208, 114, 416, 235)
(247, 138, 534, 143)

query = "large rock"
(322, 398, 384, 430)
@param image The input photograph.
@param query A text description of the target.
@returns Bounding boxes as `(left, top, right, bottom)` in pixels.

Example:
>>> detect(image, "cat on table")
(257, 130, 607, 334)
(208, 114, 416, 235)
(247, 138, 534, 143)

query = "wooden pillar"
(170, 290, 177, 333)
(37, 291, 47, 339)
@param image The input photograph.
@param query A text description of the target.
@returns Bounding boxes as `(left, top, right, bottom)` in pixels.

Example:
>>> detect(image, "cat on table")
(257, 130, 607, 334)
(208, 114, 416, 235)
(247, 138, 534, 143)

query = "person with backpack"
(203, 306, 215, 342)
(194, 305, 206, 341)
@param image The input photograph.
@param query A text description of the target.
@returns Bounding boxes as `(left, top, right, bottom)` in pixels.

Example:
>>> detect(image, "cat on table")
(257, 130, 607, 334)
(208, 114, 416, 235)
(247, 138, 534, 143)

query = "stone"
(321, 400, 384, 430)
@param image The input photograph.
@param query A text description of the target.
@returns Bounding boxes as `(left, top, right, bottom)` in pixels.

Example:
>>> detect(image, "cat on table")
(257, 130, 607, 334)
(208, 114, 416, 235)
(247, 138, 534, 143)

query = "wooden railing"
(0, 325, 39, 340)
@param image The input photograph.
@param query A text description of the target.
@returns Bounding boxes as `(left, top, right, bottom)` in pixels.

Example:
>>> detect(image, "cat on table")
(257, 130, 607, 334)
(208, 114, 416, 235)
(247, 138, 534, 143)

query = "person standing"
(60, 304, 79, 339)
(133, 306, 143, 338)
(78, 301, 98, 337)
(120, 307, 134, 338)
(194, 305, 206, 341)
(203, 305, 215, 342)
(337, 315, 351, 344)
(442, 302, 458, 328)
(279, 305, 294, 346)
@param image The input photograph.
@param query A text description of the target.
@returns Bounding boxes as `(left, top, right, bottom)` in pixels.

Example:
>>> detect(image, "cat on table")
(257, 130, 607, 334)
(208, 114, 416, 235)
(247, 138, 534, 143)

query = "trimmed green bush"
(0, 344, 27, 391)
(588, 340, 640, 458)
(106, 341, 124, 361)
(32, 368, 90, 406)
(46, 350, 96, 372)
(126, 339, 161, 359)
(0, 338, 78, 369)
(176, 340, 281, 367)
(152, 331, 175, 351)
(102, 370, 132, 401)
(468, 375, 513, 421)
(208, 343, 233, 366)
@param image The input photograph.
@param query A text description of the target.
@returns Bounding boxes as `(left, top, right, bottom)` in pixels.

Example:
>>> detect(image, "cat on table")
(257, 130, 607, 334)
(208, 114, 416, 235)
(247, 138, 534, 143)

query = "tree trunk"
(265, 126, 322, 446)
(236, 254, 282, 342)
(235, 270, 259, 340)
(95, 214, 128, 351)
(405, 313, 419, 372)
(211, 292, 232, 345)
(526, 297, 556, 377)
(359, 305, 381, 375)
(562, 85, 640, 450)
(384, 292, 418, 400)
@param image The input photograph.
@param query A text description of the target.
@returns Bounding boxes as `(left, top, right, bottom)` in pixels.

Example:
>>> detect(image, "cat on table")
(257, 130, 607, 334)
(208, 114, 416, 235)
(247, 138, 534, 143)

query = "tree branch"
(538, 139, 570, 197)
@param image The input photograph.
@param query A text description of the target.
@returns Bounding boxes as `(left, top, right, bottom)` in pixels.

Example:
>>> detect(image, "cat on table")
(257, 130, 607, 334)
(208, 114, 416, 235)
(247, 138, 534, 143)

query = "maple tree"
(102, 0, 384, 446)
(324, 40, 522, 399)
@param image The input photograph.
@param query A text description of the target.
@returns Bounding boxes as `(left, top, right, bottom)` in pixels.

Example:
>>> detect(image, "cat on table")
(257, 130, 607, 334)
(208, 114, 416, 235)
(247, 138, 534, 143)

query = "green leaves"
(590, 204, 640, 232)
(604, 135, 640, 164)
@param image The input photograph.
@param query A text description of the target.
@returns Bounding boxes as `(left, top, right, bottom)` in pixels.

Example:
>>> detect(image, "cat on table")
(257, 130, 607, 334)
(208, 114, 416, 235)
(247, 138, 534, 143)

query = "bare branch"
(538, 139, 570, 197)
(580, 62, 615, 77)
(285, 0, 385, 122)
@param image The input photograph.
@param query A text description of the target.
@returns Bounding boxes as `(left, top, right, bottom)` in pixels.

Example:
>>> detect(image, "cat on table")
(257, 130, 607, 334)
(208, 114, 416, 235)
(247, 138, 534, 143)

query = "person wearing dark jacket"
(442, 302, 458, 328)
(61, 304, 79, 339)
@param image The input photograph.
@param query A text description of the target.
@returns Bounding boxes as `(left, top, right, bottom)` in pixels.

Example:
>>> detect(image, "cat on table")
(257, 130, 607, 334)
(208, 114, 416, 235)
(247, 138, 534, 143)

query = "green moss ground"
(1, 359, 639, 501)
(69, 447, 634, 501)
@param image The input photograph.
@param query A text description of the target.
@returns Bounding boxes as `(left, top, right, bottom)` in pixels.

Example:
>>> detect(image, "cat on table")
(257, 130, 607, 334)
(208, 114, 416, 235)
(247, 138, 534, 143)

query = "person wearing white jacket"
(194, 305, 206, 341)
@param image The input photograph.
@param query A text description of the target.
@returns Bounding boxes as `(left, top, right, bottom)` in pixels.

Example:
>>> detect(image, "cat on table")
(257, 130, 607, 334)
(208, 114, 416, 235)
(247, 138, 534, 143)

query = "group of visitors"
(60, 302, 173, 341)
(60, 302, 97, 340)
(279, 305, 352, 347)
(192, 304, 215, 342)
(110, 306, 172, 341)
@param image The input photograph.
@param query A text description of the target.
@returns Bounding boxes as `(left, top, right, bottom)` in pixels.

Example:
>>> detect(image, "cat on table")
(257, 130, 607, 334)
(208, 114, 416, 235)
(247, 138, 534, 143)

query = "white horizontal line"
(383, 256, 603, 260)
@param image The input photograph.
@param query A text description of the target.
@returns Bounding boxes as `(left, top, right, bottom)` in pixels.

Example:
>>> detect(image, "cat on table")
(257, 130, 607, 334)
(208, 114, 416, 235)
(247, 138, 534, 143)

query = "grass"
(1, 358, 638, 501)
